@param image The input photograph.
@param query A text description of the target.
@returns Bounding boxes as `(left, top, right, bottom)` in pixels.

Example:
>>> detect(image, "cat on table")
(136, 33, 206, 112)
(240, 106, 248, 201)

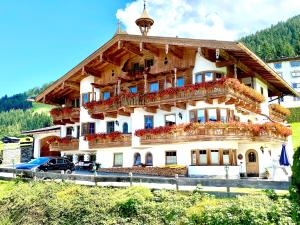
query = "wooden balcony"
(49, 139, 79, 152)
(85, 78, 264, 119)
(135, 122, 290, 145)
(50, 108, 80, 125)
(269, 104, 290, 122)
(87, 134, 132, 149)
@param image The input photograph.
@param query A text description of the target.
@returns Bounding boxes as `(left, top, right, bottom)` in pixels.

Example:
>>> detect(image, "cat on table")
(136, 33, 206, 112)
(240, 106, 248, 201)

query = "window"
(290, 61, 300, 67)
(210, 150, 219, 165)
(48, 159, 56, 165)
(150, 82, 159, 93)
(195, 73, 203, 83)
(106, 121, 115, 134)
(57, 158, 64, 164)
(129, 86, 137, 93)
(177, 77, 184, 87)
(165, 151, 177, 165)
(133, 62, 140, 72)
(220, 109, 227, 123)
(294, 96, 300, 101)
(274, 63, 282, 69)
(82, 93, 90, 104)
(133, 153, 141, 166)
(260, 87, 264, 95)
(292, 83, 300, 89)
(103, 91, 110, 100)
(145, 59, 154, 68)
(145, 152, 153, 166)
(66, 127, 73, 137)
(291, 71, 300, 77)
(81, 123, 95, 136)
(114, 153, 123, 167)
(72, 99, 80, 108)
(199, 150, 207, 165)
(165, 114, 176, 126)
(191, 150, 208, 165)
(76, 125, 80, 138)
(205, 72, 213, 82)
(223, 150, 230, 165)
(248, 152, 256, 162)
(208, 109, 217, 122)
(215, 73, 223, 80)
(190, 111, 196, 122)
(122, 122, 129, 134)
(144, 115, 154, 129)
(197, 109, 205, 123)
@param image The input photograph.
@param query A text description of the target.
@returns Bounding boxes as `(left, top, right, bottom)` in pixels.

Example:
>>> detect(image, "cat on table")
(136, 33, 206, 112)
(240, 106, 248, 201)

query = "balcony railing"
(85, 132, 132, 149)
(135, 122, 291, 145)
(48, 138, 79, 152)
(84, 78, 265, 118)
(269, 104, 291, 122)
(50, 108, 80, 125)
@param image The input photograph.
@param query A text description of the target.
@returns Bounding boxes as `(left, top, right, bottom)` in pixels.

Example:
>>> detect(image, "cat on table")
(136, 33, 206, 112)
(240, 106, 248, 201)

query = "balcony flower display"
(47, 137, 77, 144)
(269, 104, 291, 117)
(85, 131, 123, 142)
(83, 78, 265, 115)
(50, 108, 62, 116)
(135, 121, 292, 138)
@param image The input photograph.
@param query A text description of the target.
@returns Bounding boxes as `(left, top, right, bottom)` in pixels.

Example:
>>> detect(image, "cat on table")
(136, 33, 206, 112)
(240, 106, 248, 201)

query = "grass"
(32, 102, 53, 113)
(291, 122, 300, 150)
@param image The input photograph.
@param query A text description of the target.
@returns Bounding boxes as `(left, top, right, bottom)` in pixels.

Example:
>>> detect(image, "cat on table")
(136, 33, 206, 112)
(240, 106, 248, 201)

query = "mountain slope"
(240, 15, 300, 61)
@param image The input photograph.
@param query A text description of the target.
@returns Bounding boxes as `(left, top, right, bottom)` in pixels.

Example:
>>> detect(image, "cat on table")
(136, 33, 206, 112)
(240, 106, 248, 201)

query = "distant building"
(268, 56, 300, 108)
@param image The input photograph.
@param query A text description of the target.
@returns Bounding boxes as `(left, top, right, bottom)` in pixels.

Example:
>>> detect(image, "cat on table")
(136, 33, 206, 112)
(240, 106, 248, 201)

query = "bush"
(0, 181, 297, 225)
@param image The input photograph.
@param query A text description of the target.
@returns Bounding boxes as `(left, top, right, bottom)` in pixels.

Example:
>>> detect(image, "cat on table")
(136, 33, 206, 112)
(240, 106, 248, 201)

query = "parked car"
(16, 157, 75, 174)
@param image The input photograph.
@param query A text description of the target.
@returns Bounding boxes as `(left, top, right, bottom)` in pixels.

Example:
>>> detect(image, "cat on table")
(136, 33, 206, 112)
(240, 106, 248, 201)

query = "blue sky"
(0, 0, 299, 97)
(0, 0, 130, 97)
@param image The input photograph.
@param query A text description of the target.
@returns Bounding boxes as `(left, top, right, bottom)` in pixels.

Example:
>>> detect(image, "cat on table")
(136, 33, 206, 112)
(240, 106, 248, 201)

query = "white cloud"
(116, 0, 300, 41)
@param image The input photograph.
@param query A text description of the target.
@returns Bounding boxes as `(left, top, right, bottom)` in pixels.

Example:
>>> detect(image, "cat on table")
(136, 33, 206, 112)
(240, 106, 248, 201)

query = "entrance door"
(246, 150, 259, 177)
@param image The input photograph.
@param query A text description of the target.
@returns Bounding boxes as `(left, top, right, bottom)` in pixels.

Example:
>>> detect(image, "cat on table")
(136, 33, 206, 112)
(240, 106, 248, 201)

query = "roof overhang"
(36, 34, 299, 104)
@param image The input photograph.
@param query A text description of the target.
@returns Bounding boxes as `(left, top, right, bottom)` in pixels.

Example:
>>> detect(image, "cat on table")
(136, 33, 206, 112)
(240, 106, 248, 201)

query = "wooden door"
(246, 150, 259, 177)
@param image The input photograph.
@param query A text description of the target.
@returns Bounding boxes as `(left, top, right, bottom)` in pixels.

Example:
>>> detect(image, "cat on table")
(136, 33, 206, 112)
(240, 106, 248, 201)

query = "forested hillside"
(0, 82, 51, 113)
(0, 82, 53, 139)
(240, 15, 300, 61)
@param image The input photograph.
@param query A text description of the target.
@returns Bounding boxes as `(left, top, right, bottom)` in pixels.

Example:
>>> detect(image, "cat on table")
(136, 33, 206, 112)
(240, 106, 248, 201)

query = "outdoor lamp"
(115, 120, 119, 126)
(178, 112, 183, 120)
(260, 146, 264, 154)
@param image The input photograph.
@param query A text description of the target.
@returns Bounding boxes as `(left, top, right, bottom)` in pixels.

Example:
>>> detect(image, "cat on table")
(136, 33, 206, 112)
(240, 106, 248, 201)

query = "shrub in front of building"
(0, 181, 297, 225)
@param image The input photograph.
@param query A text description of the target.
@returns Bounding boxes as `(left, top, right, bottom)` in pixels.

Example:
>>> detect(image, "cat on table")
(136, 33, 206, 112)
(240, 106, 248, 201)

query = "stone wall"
(98, 166, 188, 177)
(20, 146, 33, 163)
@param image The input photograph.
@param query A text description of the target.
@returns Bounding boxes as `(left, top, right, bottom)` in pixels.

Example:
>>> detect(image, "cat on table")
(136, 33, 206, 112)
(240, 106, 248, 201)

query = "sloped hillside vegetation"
(240, 15, 300, 61)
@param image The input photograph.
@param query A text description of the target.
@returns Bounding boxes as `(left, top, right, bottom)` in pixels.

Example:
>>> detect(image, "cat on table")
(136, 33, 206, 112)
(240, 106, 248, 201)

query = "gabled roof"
(36, 33, 299, 103)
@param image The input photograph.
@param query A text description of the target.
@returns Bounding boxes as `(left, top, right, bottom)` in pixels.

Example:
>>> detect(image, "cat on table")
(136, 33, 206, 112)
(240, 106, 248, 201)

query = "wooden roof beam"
(64, 81, 80, 91)
(143, 43, 160, 57)
(102, 55, 121, 67)
(169, 45, 184, 59)
(216, 60, 235, 68)
(219, 49, 278, 93)
(124, 42, 143, 56)
(159, 104, 172, 112)
(144, 106, 157, 113)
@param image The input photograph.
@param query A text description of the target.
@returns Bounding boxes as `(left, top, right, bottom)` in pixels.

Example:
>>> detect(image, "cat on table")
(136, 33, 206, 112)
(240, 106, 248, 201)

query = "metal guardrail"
(0, 168, 290, 191)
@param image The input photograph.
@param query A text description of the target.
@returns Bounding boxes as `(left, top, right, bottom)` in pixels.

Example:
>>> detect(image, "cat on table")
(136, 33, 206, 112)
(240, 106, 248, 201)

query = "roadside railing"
(0, 168, 290, 191)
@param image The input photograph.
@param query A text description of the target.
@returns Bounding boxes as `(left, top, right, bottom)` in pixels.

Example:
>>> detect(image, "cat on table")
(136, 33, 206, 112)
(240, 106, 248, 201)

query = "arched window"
(133, 153, 141, 166)
(145, 152, 153, 166)
(123, 122, 129, 134)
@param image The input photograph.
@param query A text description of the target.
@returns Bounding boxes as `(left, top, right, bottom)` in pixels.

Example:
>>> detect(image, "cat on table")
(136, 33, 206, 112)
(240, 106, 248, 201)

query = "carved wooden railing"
(49, 139, 79, 152)
(137, 123, 289, 145)
(51, 108, 80, 125)
(85, 79, 264, 118)
(88, 134, 132, 149)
